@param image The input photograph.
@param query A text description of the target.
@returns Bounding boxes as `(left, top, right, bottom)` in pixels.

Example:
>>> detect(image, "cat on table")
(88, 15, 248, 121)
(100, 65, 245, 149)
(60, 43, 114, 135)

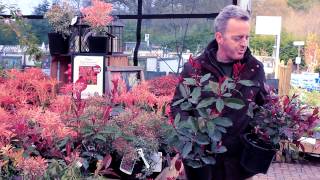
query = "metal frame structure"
(0, 0, 237, 66)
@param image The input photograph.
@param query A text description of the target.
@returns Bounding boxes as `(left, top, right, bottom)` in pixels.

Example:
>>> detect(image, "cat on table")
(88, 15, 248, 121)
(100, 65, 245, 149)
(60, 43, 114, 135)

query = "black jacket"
(170, 40, 267, 180)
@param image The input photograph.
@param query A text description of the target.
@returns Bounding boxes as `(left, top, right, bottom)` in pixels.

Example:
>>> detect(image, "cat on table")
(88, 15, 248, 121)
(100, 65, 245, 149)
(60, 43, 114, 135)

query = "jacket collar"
(203, 39, 252, 65)
(199, 40, 261, 85)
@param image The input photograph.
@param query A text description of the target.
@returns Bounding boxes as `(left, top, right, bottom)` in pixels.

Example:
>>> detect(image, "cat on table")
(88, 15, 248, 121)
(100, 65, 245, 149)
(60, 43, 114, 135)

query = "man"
(170, 5, 267, 180)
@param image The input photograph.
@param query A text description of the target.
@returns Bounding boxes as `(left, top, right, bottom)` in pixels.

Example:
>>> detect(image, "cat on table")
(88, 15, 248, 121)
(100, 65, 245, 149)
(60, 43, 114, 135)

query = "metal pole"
(297, 46, 301, 73)
(133, 0, 142, 66)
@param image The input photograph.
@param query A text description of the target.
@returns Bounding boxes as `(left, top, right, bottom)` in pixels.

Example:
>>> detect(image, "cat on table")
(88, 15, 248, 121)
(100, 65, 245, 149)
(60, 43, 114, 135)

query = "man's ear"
(215, 32, 223, 44)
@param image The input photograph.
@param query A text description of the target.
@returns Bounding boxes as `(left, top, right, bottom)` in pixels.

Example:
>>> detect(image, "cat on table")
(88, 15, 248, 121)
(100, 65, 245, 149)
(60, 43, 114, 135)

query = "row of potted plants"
(45, 0, 113, 55)
(0, 68, 180, 179)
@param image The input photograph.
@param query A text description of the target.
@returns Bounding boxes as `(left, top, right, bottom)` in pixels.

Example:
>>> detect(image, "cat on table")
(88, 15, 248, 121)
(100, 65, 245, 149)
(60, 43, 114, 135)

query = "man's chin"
(231, 55, 244, 61)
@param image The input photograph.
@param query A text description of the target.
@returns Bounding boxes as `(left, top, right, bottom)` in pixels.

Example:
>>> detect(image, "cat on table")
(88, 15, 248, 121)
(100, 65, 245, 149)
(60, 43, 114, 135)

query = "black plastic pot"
(88, 36, 109, 53)
(184, 163, 213, 180)
(48, 32, 70, 55)
(240, 133, 276, 174)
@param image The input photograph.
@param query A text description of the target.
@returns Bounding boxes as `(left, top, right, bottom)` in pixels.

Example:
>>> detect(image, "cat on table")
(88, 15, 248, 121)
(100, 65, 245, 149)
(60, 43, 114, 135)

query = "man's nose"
(240, 39, 248, 47)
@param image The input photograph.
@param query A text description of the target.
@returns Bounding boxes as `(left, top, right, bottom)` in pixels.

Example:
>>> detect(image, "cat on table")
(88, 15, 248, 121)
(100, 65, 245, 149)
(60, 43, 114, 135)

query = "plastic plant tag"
(150, 152, 162, 172)
(119, 154, 136, 175)
(137, 148, 150, 169)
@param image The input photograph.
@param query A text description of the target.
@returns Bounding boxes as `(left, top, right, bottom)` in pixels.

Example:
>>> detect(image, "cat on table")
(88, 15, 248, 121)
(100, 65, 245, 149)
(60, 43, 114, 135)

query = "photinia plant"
(81, 0, 113, 35)
(167, 56, 254, 168)
(249, 92, 320, 150)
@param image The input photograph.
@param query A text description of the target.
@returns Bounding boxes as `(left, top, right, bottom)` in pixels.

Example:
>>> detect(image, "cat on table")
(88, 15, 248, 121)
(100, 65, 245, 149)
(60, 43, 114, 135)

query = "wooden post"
(50, 55, 71, 84)
(278, 59, 292, 96)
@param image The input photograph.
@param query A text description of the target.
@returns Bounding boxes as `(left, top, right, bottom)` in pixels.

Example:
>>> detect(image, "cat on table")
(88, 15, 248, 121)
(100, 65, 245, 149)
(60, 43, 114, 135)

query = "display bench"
(299, 137, 320, 155)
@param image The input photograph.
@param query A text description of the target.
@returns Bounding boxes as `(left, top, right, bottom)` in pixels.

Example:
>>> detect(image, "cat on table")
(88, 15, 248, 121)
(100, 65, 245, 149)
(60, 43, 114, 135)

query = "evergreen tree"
(29, 0, 51, 44)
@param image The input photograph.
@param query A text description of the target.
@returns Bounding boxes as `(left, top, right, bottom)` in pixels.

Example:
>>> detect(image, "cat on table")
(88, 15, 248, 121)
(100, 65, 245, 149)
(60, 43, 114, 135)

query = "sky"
(3, 0, 51, 15)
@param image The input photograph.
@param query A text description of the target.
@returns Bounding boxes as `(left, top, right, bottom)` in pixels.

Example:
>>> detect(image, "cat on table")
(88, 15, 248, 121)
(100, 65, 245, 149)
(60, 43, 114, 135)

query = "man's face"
(216, 18, 250, 61)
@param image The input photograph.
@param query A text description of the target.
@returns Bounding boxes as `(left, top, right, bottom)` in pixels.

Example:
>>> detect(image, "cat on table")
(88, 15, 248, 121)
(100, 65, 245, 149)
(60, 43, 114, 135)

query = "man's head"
(214, 5, 250, 61)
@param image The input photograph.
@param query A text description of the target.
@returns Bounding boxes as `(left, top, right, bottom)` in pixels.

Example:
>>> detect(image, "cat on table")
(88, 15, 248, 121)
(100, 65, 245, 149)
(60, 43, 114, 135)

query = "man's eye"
(233, 36, 242, 41)
(232, 36, 250, 42)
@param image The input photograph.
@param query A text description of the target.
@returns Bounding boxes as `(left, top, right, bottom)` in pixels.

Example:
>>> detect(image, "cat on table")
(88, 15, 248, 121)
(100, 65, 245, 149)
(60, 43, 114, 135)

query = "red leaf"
(282, 96, 290, 107)
(313, 107, 319, 116)
(66, 142, 71, 157)
(175, 159, 182, 171)
(103, 154, 112, 169)
(99, 169, 120, 178)
(295, 141, 305, 153)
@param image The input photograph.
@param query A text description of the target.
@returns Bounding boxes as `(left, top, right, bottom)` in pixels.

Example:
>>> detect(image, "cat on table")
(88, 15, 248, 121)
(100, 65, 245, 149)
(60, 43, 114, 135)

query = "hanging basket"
(48, 32, 70, 55)
(88, 36, 109, 53)
(240, 133, 277, 174)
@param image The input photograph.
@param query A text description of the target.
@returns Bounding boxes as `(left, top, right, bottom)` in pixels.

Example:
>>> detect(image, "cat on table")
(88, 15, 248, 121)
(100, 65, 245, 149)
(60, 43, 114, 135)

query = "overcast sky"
(3, 0, 51, 14)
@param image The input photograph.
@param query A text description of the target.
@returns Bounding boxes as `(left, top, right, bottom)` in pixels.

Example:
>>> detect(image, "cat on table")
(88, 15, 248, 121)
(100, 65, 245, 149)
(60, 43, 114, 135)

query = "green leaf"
(168, 135, 179, 146)
(216, 126, 227, 133)
(185, 117, 198, 133)
(206, 121, 216, 134)
(200, 73, 211, 83)
(82, 159, 89, 169)
(184, 78, 197, 86)
(190, 87, 201, 101)
(94, 134, 106, 142)
(208, 130, 222, 141)
(224, 98, 245, 110)
(182, 142, 193, 158)
(220, 79, 229, 94)
(238, 80, 255, 86)
(203, 84, 212, 91)
(198, 118, 207, 133)
(185, 159, 202, 168)
(177, 117, 198, 133)
(207, 122, 223, 141)
(196, 97, 216, 109)
(174, 113, 181, 127)
(246, 102, 254, 118)
(213, 145, 227, 154)
(216, 98, 224, 113)
(227, 82, 236, 89)
(197, 108, 209, 118)
(179, 84, 188, 98)
(209, 81, 218, 94)
(172, 98, 185, 106)
(201, 156, 216, 165)
(180, 102, 192, 110)
(213, 117, 233, 127)
(195, 133, 210, 145)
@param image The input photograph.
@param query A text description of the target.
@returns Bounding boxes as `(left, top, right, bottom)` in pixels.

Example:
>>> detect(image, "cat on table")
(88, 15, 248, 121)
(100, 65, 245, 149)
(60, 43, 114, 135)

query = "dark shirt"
(216, 61, 234, 78)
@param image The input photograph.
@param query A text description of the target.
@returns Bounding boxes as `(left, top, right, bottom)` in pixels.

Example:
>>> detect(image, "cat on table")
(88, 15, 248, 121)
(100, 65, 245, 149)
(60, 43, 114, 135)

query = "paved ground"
(253, 162, 320, 180)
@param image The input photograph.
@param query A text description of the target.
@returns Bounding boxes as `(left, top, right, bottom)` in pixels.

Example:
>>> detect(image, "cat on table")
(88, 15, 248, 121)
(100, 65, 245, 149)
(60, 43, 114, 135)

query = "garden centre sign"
(291, 72, 320, 91)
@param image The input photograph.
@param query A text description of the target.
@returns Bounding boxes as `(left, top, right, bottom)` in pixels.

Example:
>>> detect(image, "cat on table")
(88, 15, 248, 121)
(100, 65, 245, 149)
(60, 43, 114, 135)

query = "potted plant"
(45, 1, 76, 55)
(80, 0, 113, 53)
(241, 92, 320, 174)
(166, 57, 253, 180)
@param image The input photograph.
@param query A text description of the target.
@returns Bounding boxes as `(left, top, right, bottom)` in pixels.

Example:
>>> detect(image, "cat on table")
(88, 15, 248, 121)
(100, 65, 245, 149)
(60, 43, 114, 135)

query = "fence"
(278, 59, 293, 96)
